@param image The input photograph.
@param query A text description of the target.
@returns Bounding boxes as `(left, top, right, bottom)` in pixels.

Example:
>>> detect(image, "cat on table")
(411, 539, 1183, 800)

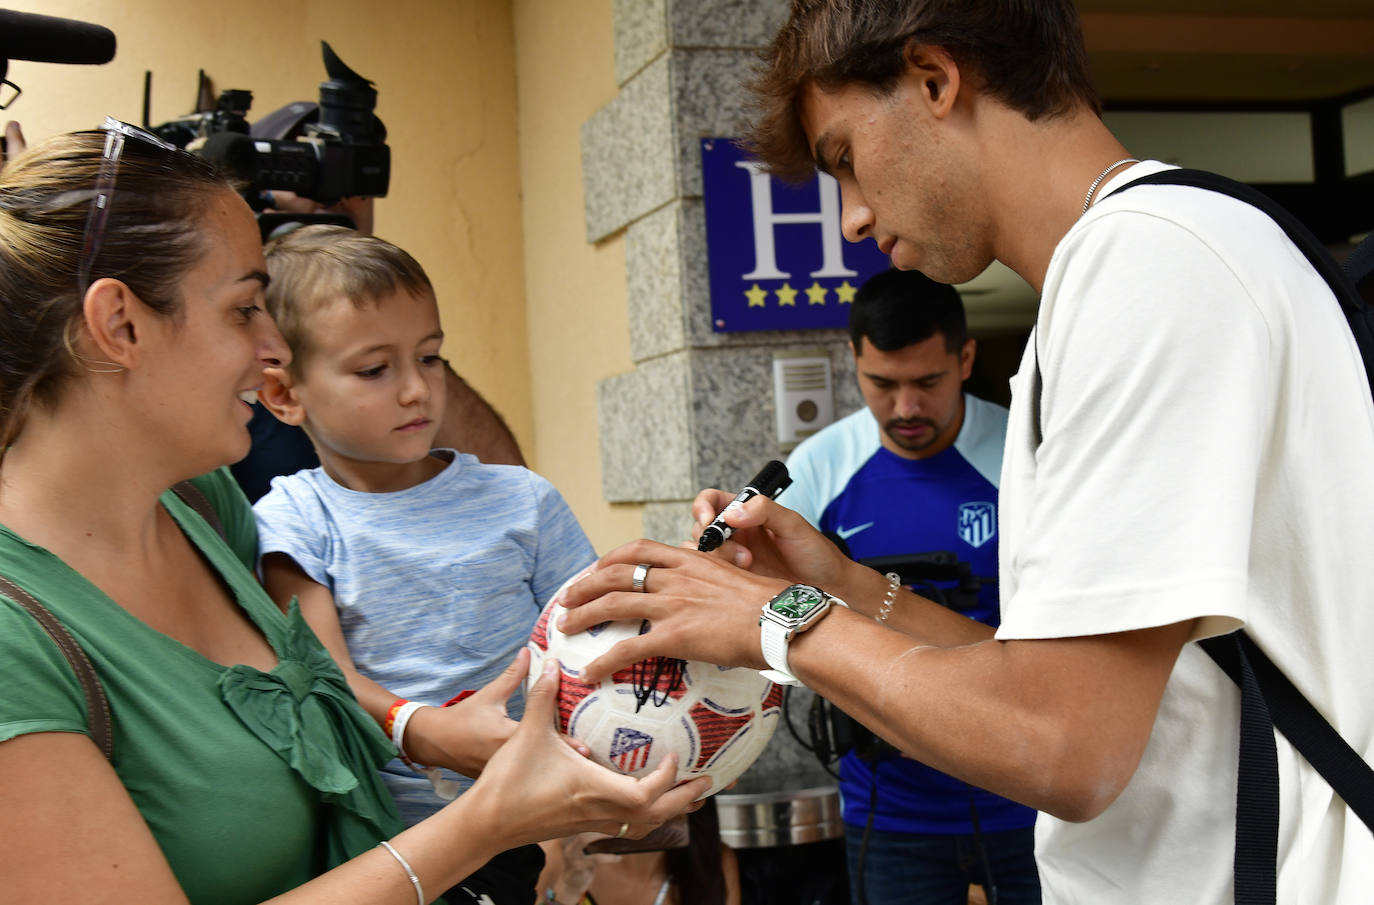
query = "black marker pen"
(697, 460, 792, 552)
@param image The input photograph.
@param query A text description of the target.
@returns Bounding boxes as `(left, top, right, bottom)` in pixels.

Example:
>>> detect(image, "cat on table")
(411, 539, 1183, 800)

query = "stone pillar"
(581, 0, 855, 811)
(584, 0, 863, 543)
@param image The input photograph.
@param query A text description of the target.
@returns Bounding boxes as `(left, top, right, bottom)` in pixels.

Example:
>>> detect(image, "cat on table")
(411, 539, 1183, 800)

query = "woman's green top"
(0, 468, 405, 904)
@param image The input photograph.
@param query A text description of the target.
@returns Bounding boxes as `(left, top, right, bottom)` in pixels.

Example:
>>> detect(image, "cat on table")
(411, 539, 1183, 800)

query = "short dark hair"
(746, 0, 1101, 182)
(849, 268, 966, 354)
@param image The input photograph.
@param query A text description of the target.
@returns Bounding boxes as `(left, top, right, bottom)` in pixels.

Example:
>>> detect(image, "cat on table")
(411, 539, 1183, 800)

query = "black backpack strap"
(170, 478, 225, 541)
(0, 574, 113, 762)
(1202, 631, 1374, 827)
(1346, 232, 1374, 290)
(1200, 631, 1374, 903)
(1199, 633, 1282, 905)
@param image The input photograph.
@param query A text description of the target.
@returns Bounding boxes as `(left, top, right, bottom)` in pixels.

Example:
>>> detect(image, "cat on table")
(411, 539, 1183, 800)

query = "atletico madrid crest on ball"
(609, 727, 654, 772)
(526, 577, 783, 798)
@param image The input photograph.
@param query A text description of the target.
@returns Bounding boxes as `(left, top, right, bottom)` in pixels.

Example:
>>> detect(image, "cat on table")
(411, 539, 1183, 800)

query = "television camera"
(151, 41, 389, 210)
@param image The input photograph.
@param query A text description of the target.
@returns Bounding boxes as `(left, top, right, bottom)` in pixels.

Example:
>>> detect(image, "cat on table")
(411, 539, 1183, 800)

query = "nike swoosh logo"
(836, 522, 874, 540)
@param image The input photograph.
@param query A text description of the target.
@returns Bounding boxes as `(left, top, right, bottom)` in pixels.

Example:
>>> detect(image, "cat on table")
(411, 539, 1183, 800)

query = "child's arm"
(259, 552, 523, 779)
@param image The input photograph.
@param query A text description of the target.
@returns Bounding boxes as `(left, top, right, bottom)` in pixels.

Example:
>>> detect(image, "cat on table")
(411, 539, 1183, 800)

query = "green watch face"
(769, 585, 825, 620)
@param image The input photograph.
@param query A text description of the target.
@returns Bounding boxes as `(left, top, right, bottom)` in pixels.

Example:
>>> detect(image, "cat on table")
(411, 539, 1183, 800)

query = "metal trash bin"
(723, 685, 851, 905)
(717, 785, 844, 848)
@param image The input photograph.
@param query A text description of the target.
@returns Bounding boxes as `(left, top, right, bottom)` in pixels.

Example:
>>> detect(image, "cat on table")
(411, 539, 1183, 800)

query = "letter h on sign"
(736, 161, 857, 281)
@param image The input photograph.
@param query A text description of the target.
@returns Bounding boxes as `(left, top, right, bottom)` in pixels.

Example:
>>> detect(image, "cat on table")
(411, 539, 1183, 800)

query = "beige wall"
(6, 0, 534, 453)
(8, 0, 637, 549)
(513, 0, 645, 551)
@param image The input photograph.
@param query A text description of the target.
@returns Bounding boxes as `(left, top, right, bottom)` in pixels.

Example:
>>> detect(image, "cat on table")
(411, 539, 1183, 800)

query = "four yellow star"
(741, 280, 864, 308)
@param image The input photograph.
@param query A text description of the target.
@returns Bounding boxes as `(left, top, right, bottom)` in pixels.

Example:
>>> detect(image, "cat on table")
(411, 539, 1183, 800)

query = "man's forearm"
(784, 605, 1194, 821)
(437, 364, 525, 466)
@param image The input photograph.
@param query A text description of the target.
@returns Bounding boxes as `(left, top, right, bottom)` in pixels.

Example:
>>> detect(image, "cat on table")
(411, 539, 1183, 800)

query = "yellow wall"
(513, 0, 645, 551)
(8, 0, 638, 549)
(5, 0, 534, 452)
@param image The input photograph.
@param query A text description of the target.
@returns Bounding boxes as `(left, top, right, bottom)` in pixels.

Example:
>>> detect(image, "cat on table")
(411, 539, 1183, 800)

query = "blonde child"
(253, 225, 596, 903)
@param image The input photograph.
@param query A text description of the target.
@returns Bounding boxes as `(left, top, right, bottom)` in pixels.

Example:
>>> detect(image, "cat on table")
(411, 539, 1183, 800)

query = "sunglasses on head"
(75, 116, 178, 298)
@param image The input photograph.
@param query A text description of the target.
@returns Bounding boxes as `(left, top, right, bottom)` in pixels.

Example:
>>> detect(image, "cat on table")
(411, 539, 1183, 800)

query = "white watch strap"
(759, 618, 801, 686)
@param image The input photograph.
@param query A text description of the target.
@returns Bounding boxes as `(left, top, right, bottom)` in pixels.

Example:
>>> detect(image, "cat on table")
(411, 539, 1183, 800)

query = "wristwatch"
(758, 584, 846, 685)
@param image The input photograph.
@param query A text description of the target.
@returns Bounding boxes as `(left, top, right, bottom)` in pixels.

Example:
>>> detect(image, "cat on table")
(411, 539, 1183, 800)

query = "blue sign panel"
(700, 137, 892, 332)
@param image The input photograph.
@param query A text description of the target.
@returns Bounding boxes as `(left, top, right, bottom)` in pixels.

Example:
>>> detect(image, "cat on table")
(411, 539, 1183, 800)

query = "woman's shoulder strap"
(0, 575, 112, 761)
(170, 479, 225, 541)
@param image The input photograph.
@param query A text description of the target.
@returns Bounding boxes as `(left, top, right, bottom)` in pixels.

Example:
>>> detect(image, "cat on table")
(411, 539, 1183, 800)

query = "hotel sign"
(701, 137, 892, 333)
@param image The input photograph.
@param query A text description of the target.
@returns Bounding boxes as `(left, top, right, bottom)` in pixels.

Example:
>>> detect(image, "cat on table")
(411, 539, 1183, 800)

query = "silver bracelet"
(379, 840, 424, 905)
(876, 572, 901, 623)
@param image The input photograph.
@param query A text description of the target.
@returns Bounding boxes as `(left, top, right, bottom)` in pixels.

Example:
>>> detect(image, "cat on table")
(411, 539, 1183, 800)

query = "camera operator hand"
(1, 121, 27, 169)
(265, 189, 374, 236)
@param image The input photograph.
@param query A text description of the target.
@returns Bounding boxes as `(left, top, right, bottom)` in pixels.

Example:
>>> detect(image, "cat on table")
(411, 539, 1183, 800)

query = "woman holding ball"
(0, 123, 706, 904)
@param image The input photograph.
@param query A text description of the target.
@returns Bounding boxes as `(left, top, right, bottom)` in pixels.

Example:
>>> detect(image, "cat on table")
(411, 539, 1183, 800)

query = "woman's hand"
(464, 656, 711, 847)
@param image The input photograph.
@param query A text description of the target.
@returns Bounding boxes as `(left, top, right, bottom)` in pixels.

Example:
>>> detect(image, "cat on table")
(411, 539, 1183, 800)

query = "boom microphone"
(0, 9, 116, 66)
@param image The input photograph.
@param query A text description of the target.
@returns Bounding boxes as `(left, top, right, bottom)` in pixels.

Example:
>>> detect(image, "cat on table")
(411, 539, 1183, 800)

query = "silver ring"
(615, 821, 630, 839)
(631, 563, 651, 593)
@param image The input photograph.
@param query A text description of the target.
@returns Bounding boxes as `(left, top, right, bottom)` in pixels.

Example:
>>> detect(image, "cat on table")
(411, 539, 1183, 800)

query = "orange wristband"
(383, 698, 409, 737)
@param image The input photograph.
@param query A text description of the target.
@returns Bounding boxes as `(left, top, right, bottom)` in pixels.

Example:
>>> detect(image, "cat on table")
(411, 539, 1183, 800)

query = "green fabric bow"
(218, 600, 405, 866)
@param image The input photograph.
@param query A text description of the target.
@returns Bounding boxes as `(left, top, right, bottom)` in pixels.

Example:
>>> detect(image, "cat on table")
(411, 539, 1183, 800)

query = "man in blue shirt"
(781, 268, 1038, 905)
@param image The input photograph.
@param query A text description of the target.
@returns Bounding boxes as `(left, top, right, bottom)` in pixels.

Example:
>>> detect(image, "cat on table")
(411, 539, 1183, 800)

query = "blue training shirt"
(782, 396, 1036, 835)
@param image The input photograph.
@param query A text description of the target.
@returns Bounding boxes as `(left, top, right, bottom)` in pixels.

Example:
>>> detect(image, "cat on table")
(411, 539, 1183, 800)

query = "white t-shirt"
(997, 161, 1374, 904)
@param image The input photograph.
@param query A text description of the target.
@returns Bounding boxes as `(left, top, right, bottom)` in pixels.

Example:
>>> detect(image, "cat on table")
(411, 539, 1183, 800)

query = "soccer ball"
(525, 588, 783, 797)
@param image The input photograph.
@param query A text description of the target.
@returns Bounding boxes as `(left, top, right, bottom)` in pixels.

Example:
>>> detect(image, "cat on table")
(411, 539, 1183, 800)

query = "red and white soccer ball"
(525, 589, 783, 797)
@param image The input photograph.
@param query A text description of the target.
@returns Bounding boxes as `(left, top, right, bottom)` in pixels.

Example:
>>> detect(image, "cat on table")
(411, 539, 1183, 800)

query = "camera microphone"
(0, 10, 116, 67)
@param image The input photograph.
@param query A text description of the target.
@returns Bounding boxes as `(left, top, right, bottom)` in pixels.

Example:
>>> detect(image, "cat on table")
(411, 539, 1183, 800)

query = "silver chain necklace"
(1081, 157, 1139, 214)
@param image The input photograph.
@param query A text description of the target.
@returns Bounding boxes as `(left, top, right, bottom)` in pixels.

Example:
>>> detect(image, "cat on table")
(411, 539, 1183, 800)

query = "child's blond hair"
(263, 225, 434, 370)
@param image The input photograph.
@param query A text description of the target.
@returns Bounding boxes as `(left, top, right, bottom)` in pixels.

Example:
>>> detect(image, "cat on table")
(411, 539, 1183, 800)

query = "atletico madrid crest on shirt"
(958, 501, 996, 549)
